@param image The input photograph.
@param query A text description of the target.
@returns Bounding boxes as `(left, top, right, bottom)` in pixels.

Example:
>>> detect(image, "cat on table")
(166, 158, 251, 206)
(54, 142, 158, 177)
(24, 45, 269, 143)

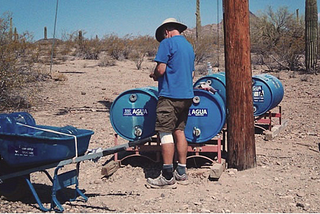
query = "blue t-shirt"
(154, 35, 195, 99)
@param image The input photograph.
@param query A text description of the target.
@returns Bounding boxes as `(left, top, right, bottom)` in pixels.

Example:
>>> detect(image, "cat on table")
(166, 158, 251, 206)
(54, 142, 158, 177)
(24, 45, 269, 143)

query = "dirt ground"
(0, 58, 320, 213)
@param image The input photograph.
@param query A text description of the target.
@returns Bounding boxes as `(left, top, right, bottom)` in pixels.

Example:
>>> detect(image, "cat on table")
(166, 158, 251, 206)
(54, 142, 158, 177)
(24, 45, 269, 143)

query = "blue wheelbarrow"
(0, 112, 151, 212)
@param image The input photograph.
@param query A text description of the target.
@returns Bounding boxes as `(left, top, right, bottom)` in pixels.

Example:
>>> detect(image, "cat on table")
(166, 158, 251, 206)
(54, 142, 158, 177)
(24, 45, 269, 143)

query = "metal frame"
(254, 106, 282, 131)
(23, 163, 87, 212)
(113, 133, 224, 164)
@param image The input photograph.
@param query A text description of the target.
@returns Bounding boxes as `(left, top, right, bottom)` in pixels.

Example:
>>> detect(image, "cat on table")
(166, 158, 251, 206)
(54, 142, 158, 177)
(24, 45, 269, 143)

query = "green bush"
(0, 12, 48, 111)
(185, 32, 219, 66)
(128, 35, 158, 69)
(250, 6, 305, 71)
(100, 34, 126, 60)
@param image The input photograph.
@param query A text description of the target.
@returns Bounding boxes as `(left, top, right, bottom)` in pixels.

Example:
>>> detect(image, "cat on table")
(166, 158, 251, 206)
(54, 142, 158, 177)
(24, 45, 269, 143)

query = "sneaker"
(174, 170, 188, 185)
(145, 174, 177, 189)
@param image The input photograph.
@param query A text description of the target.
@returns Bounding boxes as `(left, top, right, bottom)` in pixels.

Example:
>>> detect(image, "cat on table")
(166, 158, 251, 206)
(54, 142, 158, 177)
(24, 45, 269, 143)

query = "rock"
(201, 208, 211, 213)
(194, 201, 202, 206)
(296, 202, 305, 208)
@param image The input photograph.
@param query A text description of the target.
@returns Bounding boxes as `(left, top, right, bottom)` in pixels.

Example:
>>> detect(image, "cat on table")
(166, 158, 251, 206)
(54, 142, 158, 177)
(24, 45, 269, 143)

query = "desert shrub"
(60, 30, 78, 56)
(128, 35, 158, 69)
(135, 35, 158, 57)
(121, 34, 135, 59)
(79, 38, 102, 60)
(250, 6, 305, 71)
(185, 33, 218, 65)
(100, 34, 158, 64)
(57, 30, 101, 60)
(195, 64, 208, 76)
(98, 51, 116, 67)
(100, 34, 126, 60)
(71, 30, 103, 60)
(0, 12, 48, 110)
(129, 50, 145, 70)
(58, 31, 158, 66)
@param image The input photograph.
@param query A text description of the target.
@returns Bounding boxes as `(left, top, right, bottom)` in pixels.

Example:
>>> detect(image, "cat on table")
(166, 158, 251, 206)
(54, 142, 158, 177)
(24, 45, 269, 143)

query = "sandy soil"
(0, 58, 320, 213)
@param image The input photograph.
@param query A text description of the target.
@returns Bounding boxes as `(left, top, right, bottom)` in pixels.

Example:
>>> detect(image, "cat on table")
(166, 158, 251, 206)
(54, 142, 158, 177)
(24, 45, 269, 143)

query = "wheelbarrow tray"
(0, 125, 94, 167)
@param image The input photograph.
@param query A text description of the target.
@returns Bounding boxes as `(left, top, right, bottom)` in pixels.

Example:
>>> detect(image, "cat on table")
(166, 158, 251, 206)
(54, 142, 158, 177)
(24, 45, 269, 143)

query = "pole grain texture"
(223, 0, 256, 170)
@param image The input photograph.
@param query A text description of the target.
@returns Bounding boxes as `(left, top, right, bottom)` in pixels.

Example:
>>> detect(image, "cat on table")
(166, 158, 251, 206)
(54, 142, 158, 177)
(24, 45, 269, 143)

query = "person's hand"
(149, 72, 158, 81)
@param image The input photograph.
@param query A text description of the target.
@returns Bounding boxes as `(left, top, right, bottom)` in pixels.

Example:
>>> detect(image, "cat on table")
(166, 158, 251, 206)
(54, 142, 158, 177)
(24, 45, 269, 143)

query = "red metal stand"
(113, 133, 224, 164)
(114, 134, 162, 163)
(254, 106, 282, 131)
(186, 136, 222, 164)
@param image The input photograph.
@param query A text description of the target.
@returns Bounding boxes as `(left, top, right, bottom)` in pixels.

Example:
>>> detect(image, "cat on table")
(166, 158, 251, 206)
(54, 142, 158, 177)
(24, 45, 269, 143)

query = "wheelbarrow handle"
(128, 136, 153, 147)
(0, 137, 154, 183)
(102, 137, 152, 156)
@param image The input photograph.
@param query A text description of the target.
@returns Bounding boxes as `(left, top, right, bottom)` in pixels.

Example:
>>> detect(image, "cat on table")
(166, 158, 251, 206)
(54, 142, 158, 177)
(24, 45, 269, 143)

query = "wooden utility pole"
(223, 0, 256, 170)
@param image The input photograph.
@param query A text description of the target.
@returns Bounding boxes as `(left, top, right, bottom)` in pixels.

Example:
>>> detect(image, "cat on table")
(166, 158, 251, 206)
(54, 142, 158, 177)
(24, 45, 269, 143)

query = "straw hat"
(155, 18, 187, 42)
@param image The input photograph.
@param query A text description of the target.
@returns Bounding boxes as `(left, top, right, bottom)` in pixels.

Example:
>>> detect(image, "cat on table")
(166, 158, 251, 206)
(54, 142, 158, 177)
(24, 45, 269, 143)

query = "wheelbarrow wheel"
(0, 175, 30, 201)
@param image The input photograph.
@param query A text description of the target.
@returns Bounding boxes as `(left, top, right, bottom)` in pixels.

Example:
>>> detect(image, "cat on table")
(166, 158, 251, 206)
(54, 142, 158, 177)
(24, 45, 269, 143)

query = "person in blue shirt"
(147, 18, 195, 189)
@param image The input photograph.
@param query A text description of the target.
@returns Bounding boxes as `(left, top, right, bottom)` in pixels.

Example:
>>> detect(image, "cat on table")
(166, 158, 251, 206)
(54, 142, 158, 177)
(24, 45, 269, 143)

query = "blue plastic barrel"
(252, 74, 284, 116)
(185, 89, 226, 143)
(110, 86, 158, 141)
(193, 72, 226, 104)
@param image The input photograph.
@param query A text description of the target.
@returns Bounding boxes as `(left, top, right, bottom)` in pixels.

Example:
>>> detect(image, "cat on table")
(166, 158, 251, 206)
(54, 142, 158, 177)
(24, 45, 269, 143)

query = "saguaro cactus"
(44, 27, 47, 40)
(305, 0, 318, 74)
(79, 30, 83, 42)
(196, 0, 201, 41)
(13, 27, 18, 41)
(9, 17, 13, 40)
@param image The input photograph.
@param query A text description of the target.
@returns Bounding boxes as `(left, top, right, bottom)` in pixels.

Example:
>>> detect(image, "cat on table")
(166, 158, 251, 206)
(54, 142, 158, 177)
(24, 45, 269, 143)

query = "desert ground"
(0, 57, 319, 213)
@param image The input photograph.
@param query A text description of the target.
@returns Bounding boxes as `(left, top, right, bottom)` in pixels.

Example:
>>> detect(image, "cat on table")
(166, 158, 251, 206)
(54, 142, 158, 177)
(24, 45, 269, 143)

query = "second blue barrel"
(110, 86, 158, 141)
(185, 89, 226, 143)
(252, 74, 284, 116)
(194, 72, 284, 116)
(193, 72, 226, 104)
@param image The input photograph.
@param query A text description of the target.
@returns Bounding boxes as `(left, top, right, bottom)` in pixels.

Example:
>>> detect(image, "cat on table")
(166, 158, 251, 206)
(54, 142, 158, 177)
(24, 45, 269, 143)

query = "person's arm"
(149, 62, 166, 81)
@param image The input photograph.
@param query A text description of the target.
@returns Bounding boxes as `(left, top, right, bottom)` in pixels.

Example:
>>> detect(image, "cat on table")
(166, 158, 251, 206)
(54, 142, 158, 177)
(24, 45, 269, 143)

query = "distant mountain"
(35, 38, 62, 44)
(184, 11, 257, 37)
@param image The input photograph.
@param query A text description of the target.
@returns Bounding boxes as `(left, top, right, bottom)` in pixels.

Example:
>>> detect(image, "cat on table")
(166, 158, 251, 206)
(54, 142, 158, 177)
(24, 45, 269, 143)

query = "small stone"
(94, 180, 102, 184)
(296, 192, 305, 197)
(296, 202, 305, 208)
(15, 208, 24, 213)
(201, 208, 211, 213)
(182, 204, 189, 209)
(194, 201, 202, 205)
